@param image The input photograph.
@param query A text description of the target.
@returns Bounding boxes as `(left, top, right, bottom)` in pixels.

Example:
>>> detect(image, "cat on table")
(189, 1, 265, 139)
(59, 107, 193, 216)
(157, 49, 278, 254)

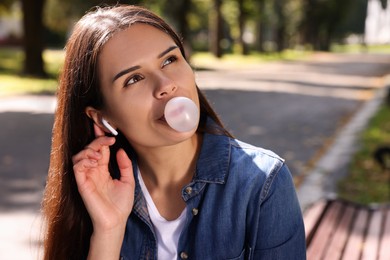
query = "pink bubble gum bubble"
(164, 97, 199, 132)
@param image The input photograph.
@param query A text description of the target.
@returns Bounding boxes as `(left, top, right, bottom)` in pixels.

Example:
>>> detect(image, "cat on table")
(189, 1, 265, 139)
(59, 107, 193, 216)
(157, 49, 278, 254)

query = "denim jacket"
(120, 132, 306, 260)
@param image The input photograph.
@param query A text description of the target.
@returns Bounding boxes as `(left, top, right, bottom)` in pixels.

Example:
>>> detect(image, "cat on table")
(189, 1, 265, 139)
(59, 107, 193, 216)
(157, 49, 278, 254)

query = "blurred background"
(1, 0, 390, 259)
(0, 0, 388, 77)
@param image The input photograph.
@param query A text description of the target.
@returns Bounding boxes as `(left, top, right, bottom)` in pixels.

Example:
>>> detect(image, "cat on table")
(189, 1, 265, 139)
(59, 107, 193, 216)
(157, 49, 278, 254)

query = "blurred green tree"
(45, 0, 140, 36)
(238, 0, 250, 55)
(335, 0, 367, 43)
(10, 0, 368, 71)
(143, 0, 192, 55)
(0, 0, 14, 11)
(0, 0, 47, 77)
(301, 0, 354, 51)
(254, 0, 268, 52)
(274, 0, 287, 52)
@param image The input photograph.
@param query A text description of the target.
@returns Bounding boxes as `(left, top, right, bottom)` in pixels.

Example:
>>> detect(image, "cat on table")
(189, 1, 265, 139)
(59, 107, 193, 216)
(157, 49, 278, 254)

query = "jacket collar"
(194, 132, 231, 184)
(130, 119, 231, 206)
(129, 122, 231, 220)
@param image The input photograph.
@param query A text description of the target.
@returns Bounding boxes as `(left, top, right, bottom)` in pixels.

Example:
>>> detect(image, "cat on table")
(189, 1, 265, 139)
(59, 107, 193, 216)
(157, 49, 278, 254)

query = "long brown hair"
(42, 5, 231, 259)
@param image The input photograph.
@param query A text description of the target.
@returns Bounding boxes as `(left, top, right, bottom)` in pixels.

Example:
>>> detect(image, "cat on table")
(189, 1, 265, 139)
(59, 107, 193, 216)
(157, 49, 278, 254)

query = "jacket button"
(185, 186, 193, 195)
(192, 208, 199, 216)
(180, 252, 189, 259)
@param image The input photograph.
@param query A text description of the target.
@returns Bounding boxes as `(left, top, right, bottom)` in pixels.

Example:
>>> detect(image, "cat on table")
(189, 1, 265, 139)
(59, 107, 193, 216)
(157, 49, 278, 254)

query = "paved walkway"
(1, 52, 390, 259)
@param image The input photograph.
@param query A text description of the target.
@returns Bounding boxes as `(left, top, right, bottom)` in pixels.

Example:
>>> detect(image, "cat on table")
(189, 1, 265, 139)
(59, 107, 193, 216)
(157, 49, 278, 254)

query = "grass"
(331, 43, 390, 54)
(338, 102, 390, 205)
(0, 74, 58, 96)
(190, 49, 311, 70)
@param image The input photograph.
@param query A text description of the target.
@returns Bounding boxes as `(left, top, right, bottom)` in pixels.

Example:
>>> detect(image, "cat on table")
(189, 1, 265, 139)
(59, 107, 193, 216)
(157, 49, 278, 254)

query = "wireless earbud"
(102, 118, 118, 136)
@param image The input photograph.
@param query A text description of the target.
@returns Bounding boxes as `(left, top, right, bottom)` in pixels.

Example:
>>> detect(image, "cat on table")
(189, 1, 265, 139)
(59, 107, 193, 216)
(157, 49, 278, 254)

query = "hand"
(72, 124, 135, 234)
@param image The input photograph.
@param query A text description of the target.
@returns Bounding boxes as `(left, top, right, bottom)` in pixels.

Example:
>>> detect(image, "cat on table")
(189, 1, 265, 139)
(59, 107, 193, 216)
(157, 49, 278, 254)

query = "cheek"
(177, 64, 197, 92)
(101, 93, 139, 128)
(114, 101, 148, 125)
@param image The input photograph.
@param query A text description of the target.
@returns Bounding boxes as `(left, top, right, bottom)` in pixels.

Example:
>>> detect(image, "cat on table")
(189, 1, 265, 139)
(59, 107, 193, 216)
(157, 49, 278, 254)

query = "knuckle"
(73, 163, 80, 172)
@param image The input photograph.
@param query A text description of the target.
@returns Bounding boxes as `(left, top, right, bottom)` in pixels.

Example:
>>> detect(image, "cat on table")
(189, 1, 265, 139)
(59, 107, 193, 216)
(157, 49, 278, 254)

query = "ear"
(85, 106, 115, 135)
(85, 106, 101, 125)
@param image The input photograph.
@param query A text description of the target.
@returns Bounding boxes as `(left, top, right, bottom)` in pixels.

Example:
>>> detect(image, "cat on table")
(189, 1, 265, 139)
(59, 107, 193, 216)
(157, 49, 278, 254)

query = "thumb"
(116, 149, 134, 185)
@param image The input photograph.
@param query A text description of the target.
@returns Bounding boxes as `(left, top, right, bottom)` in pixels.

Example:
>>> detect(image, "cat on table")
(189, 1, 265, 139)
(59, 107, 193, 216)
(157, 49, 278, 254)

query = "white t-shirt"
(138, 170, 187, 259)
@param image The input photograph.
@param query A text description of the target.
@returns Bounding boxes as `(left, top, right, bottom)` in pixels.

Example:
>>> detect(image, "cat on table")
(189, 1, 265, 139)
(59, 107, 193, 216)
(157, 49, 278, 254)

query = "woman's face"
(96, 23, 199, 149)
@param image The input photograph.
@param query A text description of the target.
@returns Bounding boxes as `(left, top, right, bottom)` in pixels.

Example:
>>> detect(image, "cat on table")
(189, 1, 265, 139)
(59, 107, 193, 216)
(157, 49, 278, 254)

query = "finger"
(93, 123, 115, 165)
(94, 123, 106, 138)
(116, 149, 134, 185)
(77, 136, 115, 156)
(73, 159, 98, 174)
(73, 159, 99, 188)
(72, 136, 114, 166)
(72, 147, 102, 164)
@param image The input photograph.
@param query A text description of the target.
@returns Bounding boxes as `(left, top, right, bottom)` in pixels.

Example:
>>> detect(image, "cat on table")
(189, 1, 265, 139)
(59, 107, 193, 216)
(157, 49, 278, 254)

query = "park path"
(1, 52, 390, 259)
(196, 52, 390, 179)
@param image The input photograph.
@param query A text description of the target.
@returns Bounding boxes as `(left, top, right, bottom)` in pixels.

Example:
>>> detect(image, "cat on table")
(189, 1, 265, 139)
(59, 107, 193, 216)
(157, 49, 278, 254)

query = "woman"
(42, 5, 306, 260)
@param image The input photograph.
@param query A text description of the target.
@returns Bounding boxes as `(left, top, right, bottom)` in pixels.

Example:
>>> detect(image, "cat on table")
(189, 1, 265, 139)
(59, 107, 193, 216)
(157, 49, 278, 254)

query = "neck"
(135, 133, 202, 188)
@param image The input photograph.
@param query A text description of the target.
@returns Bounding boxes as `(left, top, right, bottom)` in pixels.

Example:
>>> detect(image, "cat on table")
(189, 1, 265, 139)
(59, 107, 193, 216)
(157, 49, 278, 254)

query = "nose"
(153, 73, 177, 99)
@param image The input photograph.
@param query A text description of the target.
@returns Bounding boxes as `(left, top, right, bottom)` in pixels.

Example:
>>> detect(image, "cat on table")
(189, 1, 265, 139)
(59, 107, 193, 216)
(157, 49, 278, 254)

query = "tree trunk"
(301, 0, 317, 49)
(21, 0, 46, 77)
(256, 0, 267, 52)
(274, 0, 286, 52)
(176, 0, 191, 40)
(238, 0, 249, 55)
(210, 0, 223, 58)
(176, 0, 192, 58)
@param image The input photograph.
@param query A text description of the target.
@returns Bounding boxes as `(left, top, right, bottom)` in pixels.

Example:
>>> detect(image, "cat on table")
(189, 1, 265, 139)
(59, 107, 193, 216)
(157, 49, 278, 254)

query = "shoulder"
(196, 133, 291, 189)
(226, 138, 295, 198)
(228, 138, 286, 178)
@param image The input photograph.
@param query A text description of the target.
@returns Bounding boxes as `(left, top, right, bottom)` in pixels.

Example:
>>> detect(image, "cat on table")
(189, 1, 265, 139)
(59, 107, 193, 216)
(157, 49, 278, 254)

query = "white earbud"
(102, 118, 118, 136)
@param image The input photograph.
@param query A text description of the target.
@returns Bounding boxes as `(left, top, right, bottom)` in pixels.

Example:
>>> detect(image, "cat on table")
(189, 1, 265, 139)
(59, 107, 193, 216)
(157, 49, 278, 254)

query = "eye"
(162, 55, 178, 67)
(124, 74, 144, 87)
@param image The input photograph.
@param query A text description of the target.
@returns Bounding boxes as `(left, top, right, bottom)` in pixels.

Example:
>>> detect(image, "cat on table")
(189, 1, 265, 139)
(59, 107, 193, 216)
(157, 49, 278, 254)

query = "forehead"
(98, 24, 176, 84)
(97, 23, 177, 77)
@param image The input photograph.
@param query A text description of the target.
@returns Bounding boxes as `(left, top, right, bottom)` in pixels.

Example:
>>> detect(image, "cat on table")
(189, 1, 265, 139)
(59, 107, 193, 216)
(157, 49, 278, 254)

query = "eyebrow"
(112, 65, 141, 83)
(112, 45, 179, 83)
(157, 45, 178, 58)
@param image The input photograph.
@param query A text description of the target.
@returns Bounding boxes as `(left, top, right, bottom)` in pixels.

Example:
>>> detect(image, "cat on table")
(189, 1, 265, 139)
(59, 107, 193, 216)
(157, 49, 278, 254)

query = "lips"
(158, 114, 167, 122)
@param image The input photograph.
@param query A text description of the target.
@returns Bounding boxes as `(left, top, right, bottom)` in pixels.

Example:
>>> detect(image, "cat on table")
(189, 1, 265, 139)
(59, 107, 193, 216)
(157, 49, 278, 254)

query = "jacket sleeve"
(252, 164, 307, 260)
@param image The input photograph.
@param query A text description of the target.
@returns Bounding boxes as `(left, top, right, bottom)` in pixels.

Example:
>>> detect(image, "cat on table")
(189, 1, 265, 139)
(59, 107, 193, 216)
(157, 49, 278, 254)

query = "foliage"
(300, 0, 357, 51)
(338, 103, 390, 204)
(0, 0, 15, 13)
(0, 47, 23, 74)
(335, 0, 367, 36)
(0, 0, 382, 69)
(0, 47, 63, 78)
(41, 0, 374, 54)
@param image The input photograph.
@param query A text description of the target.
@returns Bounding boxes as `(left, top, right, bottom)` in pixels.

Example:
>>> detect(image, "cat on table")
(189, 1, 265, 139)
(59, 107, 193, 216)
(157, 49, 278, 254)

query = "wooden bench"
(304, 198, 390, 260)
